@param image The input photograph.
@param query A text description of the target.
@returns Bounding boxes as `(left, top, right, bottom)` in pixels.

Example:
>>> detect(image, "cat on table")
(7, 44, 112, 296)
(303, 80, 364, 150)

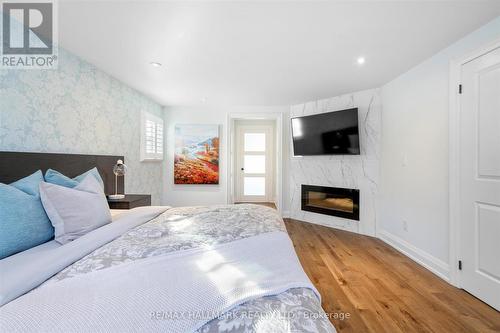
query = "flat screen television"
(291, 108, 360, 156)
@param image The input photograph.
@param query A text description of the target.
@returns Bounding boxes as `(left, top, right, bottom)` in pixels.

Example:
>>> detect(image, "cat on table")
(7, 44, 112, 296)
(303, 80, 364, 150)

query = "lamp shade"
(113, 160, 127, 177)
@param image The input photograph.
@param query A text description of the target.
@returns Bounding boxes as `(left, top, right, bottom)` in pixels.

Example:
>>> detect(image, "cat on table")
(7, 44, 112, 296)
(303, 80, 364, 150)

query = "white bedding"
(110, 209, 126, 220)
(0, 206, 169, 306)
(1, 205, 335, 333)
(0, 231, 317, 333)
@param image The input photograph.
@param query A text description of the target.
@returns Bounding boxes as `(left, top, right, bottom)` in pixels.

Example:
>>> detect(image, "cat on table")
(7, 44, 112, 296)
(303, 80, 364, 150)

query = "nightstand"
(107, 194, 151, 210)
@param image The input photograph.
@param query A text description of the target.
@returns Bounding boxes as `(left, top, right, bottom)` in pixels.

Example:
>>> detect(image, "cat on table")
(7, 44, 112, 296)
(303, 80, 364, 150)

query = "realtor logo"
(1, 0, 58, 69)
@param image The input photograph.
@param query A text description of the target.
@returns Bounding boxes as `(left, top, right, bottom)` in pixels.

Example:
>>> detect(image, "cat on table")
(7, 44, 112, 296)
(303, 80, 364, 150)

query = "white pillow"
(39, 174, 112, 244)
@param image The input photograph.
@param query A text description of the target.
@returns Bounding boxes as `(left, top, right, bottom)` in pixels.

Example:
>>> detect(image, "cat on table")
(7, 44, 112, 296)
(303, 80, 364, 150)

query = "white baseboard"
(282, 210, 291, 218)
(378, 229, 450, 282)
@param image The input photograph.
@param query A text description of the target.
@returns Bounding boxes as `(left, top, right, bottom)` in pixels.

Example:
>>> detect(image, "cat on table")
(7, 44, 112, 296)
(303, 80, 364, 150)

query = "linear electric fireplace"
(301, 185, 359, 221)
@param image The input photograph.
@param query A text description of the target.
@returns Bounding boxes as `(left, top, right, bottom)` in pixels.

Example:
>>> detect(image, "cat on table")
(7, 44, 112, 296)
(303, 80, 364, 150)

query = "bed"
(0, 152, 336, 333)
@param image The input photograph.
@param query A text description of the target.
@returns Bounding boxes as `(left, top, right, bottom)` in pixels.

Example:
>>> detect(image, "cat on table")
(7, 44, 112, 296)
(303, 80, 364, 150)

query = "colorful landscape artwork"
(174, 124, 220, 184)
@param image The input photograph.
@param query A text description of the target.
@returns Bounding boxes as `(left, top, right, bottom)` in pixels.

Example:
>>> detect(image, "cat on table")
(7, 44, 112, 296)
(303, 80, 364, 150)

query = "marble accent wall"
(0, 49, 164, 204)
(289, 88, 381, 236)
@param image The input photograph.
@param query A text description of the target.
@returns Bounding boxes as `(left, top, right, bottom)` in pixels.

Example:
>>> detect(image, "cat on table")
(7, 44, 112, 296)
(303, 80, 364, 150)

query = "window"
(141, 111, 164, 161)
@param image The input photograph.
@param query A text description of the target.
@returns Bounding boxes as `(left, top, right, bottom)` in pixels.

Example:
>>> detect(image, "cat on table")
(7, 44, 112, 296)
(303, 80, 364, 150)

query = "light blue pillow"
(0, 171, 54, 259)
(44, 167, 104, 189)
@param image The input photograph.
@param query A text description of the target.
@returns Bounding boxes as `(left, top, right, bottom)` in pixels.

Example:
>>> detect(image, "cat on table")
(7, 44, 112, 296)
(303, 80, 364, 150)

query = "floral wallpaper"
(0, 49, 164, 204)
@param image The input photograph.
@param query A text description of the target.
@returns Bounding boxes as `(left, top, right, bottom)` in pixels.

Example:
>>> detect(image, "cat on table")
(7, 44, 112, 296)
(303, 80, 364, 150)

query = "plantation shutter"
(145, 119, 157, 154)
(141, 111, 164, 161)
(156, 122, 163, 154)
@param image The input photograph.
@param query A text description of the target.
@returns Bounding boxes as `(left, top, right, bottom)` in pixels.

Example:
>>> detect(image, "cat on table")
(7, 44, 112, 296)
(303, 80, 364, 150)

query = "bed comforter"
(1, 204, 336, 333)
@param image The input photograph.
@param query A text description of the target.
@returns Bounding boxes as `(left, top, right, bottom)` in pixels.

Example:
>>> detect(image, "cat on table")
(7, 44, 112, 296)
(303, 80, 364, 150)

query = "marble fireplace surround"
(288, 88, 381, 236)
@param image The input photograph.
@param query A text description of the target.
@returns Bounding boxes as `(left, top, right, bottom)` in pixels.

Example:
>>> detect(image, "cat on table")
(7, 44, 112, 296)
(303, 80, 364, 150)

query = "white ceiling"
(59, 1, 500, 106)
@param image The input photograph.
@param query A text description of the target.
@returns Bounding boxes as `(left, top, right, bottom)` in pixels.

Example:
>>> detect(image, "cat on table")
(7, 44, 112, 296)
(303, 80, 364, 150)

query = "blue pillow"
(0, 170, 54, 259)
(44, 168, 104, 189)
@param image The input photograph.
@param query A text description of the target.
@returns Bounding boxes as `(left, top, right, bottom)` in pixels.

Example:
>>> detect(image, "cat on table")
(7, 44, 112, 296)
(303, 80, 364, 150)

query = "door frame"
(227, 112, 283, 215)
(448, 37, 500, 287)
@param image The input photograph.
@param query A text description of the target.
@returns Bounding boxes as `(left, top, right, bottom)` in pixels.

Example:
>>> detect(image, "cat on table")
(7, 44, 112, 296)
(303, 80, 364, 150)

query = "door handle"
(241, 168, 244, 171)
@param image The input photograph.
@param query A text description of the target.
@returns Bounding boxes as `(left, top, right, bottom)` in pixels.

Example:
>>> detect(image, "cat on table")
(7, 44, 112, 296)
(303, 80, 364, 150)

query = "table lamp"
(108, 159, 127, 200)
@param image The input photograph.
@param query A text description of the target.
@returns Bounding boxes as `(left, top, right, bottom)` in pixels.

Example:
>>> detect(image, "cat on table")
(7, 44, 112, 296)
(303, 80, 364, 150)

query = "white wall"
(378, 17, 500, 280)
(289, 88, 381, 236)
(162, 105, 289, 208)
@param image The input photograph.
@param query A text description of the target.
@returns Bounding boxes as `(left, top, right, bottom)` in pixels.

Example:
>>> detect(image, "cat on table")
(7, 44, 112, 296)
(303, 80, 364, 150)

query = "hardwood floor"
(284, 218, 500, 333)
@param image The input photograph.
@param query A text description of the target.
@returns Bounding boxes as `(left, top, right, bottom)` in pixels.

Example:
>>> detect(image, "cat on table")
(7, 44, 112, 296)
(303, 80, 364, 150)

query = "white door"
(235, 124, 274, 202)
(460, 46, 500, 311)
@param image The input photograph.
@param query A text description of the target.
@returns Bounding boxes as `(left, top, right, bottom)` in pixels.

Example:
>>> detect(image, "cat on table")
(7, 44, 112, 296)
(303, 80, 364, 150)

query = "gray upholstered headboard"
(0, 151, 124, 195)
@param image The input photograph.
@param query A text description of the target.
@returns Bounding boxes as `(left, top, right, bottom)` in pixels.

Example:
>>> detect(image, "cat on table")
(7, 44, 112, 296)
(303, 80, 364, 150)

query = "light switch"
(402, 154, 408, 167)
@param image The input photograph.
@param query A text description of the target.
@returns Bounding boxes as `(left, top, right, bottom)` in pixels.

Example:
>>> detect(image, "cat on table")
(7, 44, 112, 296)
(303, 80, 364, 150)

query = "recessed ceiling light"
(357, 57, 366, 65)
(150, 62, 162, 67)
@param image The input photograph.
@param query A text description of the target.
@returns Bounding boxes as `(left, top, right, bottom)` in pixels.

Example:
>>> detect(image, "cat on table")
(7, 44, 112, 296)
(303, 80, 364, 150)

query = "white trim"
(448, 37, 500, 287)
(227, 112, 284, 215)
(378, 230, 450, 282)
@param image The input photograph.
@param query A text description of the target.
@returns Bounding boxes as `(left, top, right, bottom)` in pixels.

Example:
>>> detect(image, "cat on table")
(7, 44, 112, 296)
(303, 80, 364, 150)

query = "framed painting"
(174, 124, 220, 184)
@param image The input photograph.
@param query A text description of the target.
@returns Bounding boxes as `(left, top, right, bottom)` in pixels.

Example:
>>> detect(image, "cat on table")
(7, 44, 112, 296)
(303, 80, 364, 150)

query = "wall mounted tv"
(291, 108, 360, 156)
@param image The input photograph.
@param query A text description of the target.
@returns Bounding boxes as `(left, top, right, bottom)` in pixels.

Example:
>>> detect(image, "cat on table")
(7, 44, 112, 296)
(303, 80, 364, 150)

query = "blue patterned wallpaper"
(0, 49, 164, 204)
